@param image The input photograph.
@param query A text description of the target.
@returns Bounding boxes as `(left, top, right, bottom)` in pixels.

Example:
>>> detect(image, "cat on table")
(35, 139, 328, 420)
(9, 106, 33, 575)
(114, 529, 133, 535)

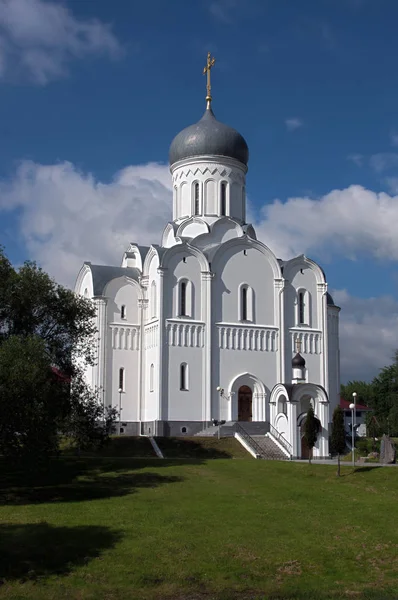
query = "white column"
(201, 271, 213, 422)
(95, 297, 108, 407)
(288, 402, 298, 458)
(157, 268, 166, 433)
(275, 279, 285, 383)
(318, 283, 328, 389)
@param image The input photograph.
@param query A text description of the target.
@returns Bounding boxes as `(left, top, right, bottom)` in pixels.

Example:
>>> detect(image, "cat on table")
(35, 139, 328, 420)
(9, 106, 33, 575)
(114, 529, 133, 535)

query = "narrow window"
(180, 281, 187, 316)
(151, 281, 157, 319)
(121, 305, 126, 319)
(194, 182, 200, 215)
(221, 182, 227, 216)
(241, 286, 248, 321)
(298, 291, 305, 324)
(119, 368, 124, 391)
(180, 363, 188, 390)
(150, 364, 154, 392)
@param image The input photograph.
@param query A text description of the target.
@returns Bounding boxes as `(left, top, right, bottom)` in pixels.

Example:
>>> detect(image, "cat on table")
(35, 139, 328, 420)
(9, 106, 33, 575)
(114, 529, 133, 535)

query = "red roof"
(340, 397, 371, 411)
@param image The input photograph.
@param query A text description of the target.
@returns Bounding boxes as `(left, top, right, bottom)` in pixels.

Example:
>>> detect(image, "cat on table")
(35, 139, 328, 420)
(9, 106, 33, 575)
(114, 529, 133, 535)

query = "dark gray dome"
(169, 106, 249, 166)
(326, 292, 335, 306)
(292, 353, 306, 368)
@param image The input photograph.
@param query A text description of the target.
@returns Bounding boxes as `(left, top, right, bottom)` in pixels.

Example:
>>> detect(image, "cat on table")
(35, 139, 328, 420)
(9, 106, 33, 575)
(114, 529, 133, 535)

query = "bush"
(356, 438, 380, 456)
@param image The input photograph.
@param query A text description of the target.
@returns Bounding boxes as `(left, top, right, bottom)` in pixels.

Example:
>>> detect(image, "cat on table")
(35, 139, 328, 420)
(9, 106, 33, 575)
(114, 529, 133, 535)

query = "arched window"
(150, 364, 154, 392)
(119, 368, 124, 391)
(180, 363, 188, 390)
(220, 182, 227, 216)
(151, 281, 157, 319)
(297, 289, 310, 326)
(242, 286, 248, 321)
(177, 279, 193, 318)
(278, 397, 287, 415)
(121, 305, 126, 319)
(240, 284, 254, 322)
(180, 281, 187, 316)
(194, 182, 200, 215)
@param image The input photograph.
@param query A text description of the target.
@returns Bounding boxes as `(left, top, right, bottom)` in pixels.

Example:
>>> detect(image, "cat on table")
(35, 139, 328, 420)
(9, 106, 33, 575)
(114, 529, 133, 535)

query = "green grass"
(60, 435, 157, 458)
(0, 458, 398, 600)
(155, 436, 251, 459)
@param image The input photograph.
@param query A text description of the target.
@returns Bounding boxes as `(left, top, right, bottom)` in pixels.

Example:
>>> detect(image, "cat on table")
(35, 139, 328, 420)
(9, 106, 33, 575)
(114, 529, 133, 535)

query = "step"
(251, 435, 287, 460)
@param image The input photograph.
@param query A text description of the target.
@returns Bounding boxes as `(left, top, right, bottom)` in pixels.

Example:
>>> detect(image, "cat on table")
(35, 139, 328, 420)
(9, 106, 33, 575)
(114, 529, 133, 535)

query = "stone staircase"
(194, 421, 289, 460)
(251, 435, 287, 460)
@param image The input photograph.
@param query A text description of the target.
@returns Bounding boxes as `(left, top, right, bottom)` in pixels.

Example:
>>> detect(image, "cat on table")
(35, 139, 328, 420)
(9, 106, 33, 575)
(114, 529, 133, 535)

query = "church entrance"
(238, 385, 252, 421)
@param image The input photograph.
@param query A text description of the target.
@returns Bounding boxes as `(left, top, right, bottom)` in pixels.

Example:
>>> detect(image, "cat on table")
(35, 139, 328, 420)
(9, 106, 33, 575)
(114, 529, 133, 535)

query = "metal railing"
(268, 423, 293, 456)
(234, 423, 265, 458)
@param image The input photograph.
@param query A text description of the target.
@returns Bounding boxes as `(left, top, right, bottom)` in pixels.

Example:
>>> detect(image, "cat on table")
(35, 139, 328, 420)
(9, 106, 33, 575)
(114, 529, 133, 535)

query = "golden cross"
(296, 338, 302, 353)
(203, 52, 216, 107)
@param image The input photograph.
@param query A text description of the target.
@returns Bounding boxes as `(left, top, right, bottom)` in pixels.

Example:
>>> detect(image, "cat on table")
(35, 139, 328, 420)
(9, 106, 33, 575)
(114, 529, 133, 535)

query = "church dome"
(169, 106, 249, 167)
(292, 353, 306, 368)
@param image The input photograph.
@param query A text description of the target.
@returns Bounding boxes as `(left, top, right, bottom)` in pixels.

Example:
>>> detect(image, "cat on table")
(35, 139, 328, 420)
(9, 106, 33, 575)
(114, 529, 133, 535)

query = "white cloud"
(208, 0, 238, 23)
(369, 152, 398, 173)
(254, 184, 398, 262)
(285, 118, 303, 132)
(333, 289, 398, 382)
(347, 153, 363, 167)
(0, 0, 121, 84)
(390, 132, 398, 147)
(0, 160, 172, 286)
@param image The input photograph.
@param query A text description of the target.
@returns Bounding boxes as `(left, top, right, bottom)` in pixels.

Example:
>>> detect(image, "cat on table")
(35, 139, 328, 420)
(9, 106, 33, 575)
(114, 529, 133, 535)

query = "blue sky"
(1, 0, 398, 381)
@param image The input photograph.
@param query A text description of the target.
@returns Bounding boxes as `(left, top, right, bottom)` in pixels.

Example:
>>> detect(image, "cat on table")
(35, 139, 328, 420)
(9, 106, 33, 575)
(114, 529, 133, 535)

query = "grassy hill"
(0, 457, 397, 599)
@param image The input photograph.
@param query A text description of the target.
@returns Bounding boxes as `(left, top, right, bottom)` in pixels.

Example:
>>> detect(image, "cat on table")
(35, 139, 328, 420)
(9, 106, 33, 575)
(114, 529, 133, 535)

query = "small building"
(340, 398, 372, 438)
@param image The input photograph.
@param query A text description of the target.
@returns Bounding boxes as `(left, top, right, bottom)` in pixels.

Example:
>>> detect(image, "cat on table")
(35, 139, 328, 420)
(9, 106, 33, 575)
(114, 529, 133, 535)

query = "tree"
(304, 405, 318, 464)
(340, 380, 374, 407)
(0, 247, 116, 463)
(331, 406, 346, 476)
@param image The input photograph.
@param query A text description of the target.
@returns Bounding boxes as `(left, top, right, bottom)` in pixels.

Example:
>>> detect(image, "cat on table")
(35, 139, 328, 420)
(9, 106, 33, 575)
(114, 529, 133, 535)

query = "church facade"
(75, 57, 340, 458)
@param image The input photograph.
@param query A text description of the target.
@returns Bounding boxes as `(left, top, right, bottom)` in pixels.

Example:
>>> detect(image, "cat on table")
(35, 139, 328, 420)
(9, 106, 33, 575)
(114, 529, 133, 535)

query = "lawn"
(0, 456, 398, 600)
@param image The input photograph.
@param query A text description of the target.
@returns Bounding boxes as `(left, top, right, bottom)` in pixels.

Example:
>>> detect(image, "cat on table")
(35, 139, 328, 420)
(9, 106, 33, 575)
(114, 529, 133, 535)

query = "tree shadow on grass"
(353, 466, 382, 473)
(0, 458, 183, 505)
(0, 522, 122, 582)
(155, 437, 235, 459)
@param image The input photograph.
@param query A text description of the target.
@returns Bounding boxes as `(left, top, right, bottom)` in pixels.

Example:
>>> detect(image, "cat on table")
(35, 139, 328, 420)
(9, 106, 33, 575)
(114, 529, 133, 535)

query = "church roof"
(169, 106, 249, 167)
(85, 263, 140, 296)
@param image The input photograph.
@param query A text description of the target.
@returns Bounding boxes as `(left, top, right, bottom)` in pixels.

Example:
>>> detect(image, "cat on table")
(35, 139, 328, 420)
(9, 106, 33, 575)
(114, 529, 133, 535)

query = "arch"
(283, 254, 326, 286)
(227, 372, 267, 422)
(292, 383, 328, 405)
(150, 363, 154, 392)
(211, 236, 282, 280)
(161, 222, 179, 248)
(275, 413, 288, 437)
(176, 216, 210, 239)
(74, 263, 92, 295)
(180, 363, 188, 390)
(160, 242, 209, 272)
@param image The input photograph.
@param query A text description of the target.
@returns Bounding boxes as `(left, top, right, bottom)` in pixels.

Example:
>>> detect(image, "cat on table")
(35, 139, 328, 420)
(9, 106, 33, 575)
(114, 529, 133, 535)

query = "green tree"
(304, 405, 318, 464)
(340, 380, 374, 407)
(331, 406, 346, 476)
(0, 247, 116, 463)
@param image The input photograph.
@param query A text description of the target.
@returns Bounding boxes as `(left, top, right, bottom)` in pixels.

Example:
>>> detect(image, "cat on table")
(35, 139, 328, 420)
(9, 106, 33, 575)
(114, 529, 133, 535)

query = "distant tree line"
(341, 352, 398, 437)
(0, 246, 116, 465)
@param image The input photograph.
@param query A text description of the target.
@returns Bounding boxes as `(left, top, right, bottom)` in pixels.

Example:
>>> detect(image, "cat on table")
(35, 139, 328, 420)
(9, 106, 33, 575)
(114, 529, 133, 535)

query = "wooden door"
(238, 385, 252, 422)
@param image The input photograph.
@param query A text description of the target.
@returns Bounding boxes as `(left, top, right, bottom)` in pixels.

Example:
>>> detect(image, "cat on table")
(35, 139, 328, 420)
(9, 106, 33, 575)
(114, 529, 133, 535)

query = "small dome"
(326, 292, 335, 306)
(292, 353, 306, 368)
(169, 106, 249, 167)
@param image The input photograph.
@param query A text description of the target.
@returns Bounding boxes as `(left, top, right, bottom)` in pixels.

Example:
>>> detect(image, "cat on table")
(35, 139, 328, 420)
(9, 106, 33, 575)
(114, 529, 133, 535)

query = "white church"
(75, 54, 340, 459)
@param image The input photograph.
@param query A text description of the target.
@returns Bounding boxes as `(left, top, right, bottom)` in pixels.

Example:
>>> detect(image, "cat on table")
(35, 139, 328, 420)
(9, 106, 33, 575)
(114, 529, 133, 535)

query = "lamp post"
(216, 386, 234, 440)
(349, 391, 357, 467)
(118, 387, 123, 435)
